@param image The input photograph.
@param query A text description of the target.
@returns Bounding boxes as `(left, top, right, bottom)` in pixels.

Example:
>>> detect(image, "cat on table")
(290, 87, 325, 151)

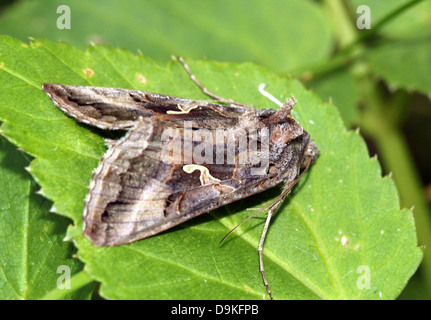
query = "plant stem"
(323, 0, 431, 292)
(341, 0, 426, 53)
(40, 270, 94, 300)
(292, 0, 426, 79)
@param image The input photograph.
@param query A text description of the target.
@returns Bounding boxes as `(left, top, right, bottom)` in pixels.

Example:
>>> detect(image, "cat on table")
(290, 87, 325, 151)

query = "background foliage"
(0, 0, 429, 299)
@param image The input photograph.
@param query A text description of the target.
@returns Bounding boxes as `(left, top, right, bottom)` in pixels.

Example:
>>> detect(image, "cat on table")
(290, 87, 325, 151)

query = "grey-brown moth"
(42, 57, 319, 299)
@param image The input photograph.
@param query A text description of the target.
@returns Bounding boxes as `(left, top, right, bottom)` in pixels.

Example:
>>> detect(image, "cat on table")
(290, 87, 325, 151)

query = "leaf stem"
(40, 270, 94, 300)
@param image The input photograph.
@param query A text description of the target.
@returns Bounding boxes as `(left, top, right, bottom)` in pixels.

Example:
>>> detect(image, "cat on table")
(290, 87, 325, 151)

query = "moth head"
(260, 97, 303, 145)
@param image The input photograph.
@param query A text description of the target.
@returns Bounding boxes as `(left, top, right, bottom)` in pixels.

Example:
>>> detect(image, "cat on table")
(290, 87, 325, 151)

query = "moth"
(42, 57, 319, 299)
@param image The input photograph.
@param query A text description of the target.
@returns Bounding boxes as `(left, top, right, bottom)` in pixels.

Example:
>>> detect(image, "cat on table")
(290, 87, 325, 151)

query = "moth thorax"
(270, 122, 303, 145)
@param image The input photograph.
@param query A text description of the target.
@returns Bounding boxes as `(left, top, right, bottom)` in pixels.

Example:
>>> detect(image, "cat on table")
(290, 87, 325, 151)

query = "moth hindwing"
(42, 60, 319, 299)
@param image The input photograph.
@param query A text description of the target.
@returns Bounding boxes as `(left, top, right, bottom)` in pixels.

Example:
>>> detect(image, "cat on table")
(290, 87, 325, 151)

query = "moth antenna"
(177, 56, 251, 108)
(177, 56, 230, 102)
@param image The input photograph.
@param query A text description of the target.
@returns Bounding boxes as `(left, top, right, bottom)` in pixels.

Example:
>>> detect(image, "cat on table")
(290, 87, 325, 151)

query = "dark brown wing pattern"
(43, 83, 312, 246)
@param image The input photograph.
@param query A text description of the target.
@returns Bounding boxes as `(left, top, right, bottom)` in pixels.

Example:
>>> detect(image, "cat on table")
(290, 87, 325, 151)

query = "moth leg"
(258, 199, 282, 300)
(177, 56, 253, 109)
(258, 153, 316, 300)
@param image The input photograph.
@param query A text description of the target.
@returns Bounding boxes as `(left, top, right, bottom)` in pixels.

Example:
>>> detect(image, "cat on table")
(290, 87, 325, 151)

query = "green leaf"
(0, 36, 422, 299)
(307, 68, 360, 126)
(350, 0, 431, 95)
(367, 38, 431, 96)
(0, 136, 93, 299)
(351, 0, 431, 40)
(0, 0, 333, 73)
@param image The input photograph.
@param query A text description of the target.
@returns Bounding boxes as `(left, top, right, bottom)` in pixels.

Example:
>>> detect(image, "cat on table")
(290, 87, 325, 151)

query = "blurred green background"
(0, 0, 430, 299)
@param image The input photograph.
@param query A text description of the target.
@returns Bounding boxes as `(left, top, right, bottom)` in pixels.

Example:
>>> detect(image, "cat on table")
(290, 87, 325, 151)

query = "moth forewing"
(42, 57, 319, 300)
(77, 103, 312, 247)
